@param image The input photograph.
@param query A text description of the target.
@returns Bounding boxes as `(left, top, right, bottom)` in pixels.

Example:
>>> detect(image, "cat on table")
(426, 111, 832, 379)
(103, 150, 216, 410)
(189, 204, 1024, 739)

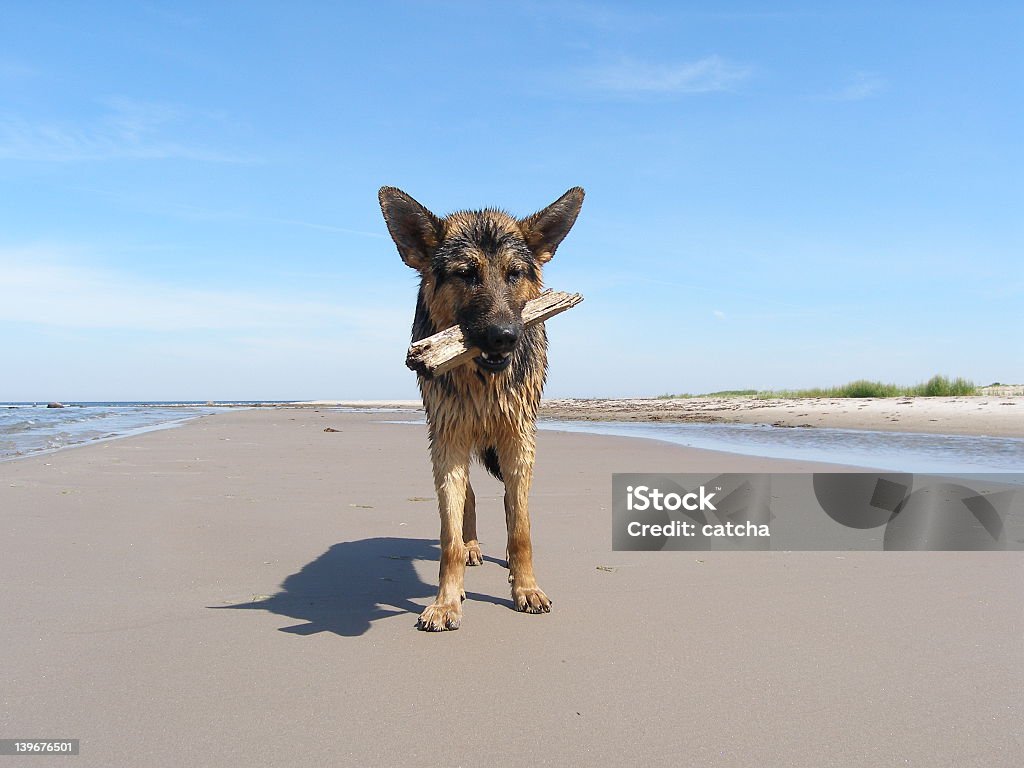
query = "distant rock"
(47, 402, 65, 409)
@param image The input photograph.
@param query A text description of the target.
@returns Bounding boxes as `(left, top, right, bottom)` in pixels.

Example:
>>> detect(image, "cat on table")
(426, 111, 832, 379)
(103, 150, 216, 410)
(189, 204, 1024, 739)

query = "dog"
(378, 186, 584, 631)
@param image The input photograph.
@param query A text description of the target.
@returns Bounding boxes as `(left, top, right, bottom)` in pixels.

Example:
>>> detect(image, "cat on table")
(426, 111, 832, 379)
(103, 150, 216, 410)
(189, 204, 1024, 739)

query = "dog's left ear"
(519, 187, 585, 263)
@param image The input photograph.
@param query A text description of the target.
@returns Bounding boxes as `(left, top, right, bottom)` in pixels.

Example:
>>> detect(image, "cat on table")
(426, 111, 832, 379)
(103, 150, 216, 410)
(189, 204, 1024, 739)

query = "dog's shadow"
(214, 537, 511, 636)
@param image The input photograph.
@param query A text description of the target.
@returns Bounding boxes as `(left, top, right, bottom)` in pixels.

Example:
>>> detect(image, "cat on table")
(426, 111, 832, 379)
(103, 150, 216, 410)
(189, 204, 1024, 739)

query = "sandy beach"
(306, 394, 1024, 437)
(2, 408, 1021, 767)
(540, 395, 1024, 437)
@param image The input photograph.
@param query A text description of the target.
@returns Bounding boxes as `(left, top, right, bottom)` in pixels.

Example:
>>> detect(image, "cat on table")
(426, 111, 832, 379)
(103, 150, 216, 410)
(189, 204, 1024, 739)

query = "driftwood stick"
(406, 289, 584, 378)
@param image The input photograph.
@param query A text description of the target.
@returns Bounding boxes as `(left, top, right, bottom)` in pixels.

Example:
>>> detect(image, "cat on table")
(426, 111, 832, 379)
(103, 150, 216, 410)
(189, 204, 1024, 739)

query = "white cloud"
(0, 246, 424, 400)
(0, 246, 405, 336)
(0, 96, 253, 163)
(585, 55, 751, 94)
(823, 71, 886, 102)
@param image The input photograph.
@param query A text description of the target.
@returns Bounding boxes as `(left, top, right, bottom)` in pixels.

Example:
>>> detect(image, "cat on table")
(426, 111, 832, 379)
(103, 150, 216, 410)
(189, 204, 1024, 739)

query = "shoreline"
(4, 397, 1022, 468)
(8, 394, 1021, 440)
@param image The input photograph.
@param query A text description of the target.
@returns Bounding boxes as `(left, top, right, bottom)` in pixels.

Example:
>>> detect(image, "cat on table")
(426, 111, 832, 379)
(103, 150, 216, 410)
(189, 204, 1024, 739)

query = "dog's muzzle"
(474, 350, 513, 373)
(473, 323, 519, 374)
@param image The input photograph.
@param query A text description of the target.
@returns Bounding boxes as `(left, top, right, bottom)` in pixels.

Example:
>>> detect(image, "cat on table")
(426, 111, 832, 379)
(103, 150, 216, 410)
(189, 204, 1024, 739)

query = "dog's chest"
(420, 368, 537, 441)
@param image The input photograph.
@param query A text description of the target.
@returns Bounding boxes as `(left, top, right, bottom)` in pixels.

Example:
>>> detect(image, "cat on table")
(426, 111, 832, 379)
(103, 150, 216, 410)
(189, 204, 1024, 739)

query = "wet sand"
(1, 409, 1021, 766)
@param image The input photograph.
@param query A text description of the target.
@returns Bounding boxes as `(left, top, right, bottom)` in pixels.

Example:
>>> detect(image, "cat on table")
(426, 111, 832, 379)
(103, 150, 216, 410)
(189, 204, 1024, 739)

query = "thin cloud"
(823, 71, 886, 102)
(0, 247, 405, 335)
(0, 96, 254, 163)
(585, 55, 752, 95)
(40, 186, 387, 241)
(0, 59, 36, 80)
(267, 217, 388, 239)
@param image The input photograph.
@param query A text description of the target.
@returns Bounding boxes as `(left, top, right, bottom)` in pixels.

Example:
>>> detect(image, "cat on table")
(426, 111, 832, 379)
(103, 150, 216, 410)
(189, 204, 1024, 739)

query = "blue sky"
(1, 2, 1020, 401)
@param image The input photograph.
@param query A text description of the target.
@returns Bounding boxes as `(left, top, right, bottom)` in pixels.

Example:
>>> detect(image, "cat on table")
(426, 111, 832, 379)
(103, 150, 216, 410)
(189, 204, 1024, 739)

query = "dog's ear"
(378, 187, 443, 271)
(519, 187, 585, 263)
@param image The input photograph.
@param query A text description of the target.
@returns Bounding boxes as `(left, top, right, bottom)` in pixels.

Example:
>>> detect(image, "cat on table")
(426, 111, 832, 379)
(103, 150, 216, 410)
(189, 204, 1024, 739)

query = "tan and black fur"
(379, 186, 584, 631)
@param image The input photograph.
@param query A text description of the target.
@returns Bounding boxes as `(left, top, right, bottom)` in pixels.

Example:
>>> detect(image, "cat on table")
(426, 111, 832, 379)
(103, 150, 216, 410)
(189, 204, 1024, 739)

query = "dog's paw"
(417, 602, 463, 632)
(465, 541, 483, 566)
(512, 585, 552, 614)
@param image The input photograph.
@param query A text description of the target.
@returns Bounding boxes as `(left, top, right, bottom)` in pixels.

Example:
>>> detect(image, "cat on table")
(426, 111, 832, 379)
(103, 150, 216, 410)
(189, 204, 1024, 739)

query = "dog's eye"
(453, 267, 477, 283)
(507, 267, 525, 282)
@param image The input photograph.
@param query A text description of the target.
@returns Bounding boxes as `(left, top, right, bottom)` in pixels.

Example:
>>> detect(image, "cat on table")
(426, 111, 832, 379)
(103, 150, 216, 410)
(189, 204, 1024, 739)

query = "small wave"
(0, 420, 37, 434)
(0, 405, 223, 461)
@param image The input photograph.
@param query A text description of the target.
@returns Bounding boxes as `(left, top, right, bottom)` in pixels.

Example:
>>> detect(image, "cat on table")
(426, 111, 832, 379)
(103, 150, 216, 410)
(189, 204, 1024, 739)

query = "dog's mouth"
(474, 350, 513, 374)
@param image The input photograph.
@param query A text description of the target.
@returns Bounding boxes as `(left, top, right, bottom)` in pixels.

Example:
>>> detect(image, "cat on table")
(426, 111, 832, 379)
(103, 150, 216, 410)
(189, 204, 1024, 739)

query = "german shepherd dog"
(378, 186, 584, 631)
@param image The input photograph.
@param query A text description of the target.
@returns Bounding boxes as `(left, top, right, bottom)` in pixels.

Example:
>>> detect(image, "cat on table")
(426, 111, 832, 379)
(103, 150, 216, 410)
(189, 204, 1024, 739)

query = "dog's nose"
(486, 324, 519, 353)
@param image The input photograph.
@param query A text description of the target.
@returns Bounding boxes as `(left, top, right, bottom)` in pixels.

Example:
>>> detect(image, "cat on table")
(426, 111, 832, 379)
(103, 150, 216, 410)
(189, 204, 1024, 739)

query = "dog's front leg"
(499, 438, 552, 614)
(463, 482, 483, 566)
(418, 443, 470, 631)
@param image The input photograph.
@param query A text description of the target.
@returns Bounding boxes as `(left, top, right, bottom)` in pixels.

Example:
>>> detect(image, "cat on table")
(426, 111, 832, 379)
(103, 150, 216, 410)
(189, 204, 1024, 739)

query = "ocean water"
(382, 416, 1024, 474)
(538, 419, 1024, 475)
(0, 402, 235, 461)
(0, 401, 422, 462)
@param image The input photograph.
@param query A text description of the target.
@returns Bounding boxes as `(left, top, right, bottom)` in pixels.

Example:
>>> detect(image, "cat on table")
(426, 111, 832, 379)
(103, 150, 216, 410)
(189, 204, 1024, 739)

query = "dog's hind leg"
(418, 440, 470, 631)
(463, 482, 483, 566)
(498, 433, 552, 614)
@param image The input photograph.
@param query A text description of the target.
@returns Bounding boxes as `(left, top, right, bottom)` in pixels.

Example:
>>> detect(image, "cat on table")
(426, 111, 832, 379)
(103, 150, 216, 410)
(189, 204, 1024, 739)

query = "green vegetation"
(915, 375, 978, 397)
(656, 389, 758, 399)
(658, 375, 977, 400)
(757, 375, 977, 398)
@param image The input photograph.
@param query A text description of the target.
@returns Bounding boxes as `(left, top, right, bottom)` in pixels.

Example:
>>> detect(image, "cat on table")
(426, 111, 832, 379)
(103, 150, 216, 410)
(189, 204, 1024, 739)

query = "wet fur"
(379, 186, 583, 631)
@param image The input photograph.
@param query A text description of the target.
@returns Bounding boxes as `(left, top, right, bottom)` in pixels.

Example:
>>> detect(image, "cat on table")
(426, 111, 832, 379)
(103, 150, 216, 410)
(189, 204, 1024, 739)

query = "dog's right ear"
(378, 187, 442, 272)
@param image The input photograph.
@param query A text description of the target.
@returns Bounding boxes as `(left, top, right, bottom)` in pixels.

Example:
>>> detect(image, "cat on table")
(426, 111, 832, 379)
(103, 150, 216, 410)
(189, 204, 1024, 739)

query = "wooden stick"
(406, 289, 584, 378)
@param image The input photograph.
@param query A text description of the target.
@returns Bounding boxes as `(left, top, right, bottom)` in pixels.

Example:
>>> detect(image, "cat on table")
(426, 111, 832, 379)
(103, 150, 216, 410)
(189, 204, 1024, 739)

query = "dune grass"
(658, 375, 977, 400)
(655, 389, 758, 399)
